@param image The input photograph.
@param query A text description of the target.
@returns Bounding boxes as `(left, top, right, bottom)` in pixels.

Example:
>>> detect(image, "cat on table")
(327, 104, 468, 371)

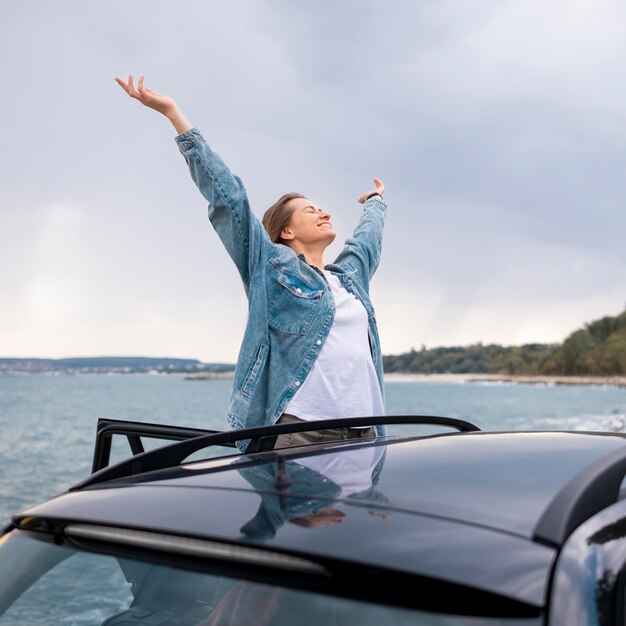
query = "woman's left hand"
(357, 178, 385, 204)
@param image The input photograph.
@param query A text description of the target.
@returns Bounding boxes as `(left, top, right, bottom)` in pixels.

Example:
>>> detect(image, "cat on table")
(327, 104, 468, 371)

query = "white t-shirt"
(284, 271, 385, 422)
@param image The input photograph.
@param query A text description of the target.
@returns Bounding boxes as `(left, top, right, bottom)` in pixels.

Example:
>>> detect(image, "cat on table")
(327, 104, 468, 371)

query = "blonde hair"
(262, 193, 305, 244)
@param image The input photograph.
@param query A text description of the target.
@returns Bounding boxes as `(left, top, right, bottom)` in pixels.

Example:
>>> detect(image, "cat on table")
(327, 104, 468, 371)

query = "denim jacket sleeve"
(332, 196, 386, 290)
(175, 127, 271, 291)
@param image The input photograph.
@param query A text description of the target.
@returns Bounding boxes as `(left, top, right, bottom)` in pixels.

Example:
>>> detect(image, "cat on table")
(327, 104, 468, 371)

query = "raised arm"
(333, 178, 387, 290)
(115, 75, 270, 290)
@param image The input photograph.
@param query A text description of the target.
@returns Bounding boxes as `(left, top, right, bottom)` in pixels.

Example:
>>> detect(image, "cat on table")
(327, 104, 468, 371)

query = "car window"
(0, 531, 541, 626)
(0, 536, 132, 625)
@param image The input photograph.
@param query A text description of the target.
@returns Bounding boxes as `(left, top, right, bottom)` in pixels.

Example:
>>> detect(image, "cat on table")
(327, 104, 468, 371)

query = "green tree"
(559, 330, 596, 375)
(602, 328, 626, 375)
(586, 316, 619, 343)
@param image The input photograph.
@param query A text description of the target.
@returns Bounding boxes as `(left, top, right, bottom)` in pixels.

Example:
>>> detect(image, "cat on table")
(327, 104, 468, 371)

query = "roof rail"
(533, 445, 626, 547)
(77, 414, 480, 490)
(91, 418, 235, 474)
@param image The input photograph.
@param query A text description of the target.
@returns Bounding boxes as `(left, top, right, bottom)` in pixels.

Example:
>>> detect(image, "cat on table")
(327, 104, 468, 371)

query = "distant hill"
(384, 307, 626, 376)
(5, 307, 625, 378)
(0, 357, 235, 376)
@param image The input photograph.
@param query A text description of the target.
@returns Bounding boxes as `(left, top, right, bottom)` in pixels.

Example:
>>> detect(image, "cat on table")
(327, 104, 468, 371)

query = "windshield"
(0, 531, 540, 626)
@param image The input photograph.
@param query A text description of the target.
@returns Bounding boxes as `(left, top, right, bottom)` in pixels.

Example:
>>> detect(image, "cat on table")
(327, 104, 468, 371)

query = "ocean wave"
(520, 414, 626, 433)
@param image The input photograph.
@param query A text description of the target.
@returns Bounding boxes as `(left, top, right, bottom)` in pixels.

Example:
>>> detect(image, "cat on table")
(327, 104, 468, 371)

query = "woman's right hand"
(115, 74, 177, 116)
(115, 75, 193, 135)
(357, 178, 385, 204)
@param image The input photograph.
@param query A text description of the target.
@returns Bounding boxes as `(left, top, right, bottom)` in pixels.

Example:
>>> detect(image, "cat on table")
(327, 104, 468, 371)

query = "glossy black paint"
(9, 428, 626, 618)
(84, 431, 626, 537)
(534, 444, 626, 547)
(15, 484, 555, 607)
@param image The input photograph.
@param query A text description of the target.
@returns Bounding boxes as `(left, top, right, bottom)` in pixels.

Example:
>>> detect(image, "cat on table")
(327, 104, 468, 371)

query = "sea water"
(1, 374, 626, 525)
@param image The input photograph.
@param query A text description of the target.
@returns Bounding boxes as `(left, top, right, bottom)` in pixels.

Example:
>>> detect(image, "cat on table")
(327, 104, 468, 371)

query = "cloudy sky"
(2, 0, 626, 362)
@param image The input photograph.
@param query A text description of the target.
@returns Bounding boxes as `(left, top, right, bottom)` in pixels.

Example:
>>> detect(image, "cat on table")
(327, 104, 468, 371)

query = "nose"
(319, 208, 331, 220)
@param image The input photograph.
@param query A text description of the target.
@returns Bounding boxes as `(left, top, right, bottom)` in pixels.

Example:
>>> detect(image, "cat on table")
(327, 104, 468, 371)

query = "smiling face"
(280, 197, 336, 248)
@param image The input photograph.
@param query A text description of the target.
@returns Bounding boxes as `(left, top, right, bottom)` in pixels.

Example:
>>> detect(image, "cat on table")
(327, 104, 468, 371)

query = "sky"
(2, 0, 626, 362)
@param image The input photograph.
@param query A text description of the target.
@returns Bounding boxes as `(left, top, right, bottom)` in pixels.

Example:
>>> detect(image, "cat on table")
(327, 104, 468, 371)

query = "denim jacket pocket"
(268, 274, 323, 335)
(241, 340, 269, 397)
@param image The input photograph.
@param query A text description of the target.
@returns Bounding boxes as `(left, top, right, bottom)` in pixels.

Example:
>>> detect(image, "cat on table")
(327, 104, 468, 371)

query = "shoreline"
(384, 372, 626, 388)
(1, 370, 624, 388)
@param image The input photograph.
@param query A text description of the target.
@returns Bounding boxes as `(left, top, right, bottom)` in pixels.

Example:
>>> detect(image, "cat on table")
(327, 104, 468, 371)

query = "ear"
(280, 227, 295, 241)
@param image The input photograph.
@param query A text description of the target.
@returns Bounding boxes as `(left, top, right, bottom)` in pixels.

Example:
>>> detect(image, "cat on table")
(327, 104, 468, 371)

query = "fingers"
(116, 74, 148, 102)
(114, 76, 129, 94)
(128, 74, 138, 98)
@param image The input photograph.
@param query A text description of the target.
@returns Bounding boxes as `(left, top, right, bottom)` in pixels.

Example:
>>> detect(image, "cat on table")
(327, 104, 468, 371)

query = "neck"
(289, 242, 326, 271)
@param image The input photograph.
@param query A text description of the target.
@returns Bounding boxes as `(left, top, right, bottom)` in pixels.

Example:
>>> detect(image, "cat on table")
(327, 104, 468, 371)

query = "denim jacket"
(175, 128, 386, 444)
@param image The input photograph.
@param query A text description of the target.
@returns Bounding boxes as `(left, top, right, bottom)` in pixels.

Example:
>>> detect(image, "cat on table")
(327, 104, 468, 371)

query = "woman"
(115, 75, 387, 450)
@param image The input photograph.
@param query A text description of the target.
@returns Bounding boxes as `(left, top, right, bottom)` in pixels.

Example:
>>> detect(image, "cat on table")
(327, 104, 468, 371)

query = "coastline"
(1, 370, 623, 388)
(384, 372, 626, 388)
(184, 371, 626, 388)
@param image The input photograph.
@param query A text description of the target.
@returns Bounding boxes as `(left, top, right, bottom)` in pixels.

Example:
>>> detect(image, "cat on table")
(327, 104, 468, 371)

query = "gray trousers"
(273, 413, 376, 449)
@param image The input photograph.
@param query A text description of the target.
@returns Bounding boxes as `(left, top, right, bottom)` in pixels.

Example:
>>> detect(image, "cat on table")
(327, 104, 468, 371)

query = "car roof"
(15, 429, 626, 609)
(115, 430, 626, 539)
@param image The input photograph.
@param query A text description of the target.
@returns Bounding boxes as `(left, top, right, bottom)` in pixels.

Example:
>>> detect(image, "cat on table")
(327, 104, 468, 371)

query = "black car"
(2, 414, 626, 625)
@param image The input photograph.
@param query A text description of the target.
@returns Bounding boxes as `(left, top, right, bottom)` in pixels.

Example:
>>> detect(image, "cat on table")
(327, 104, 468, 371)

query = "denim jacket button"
(316, 340, 322, 346)
(295, 380, 301, 386)
(296, 288, 302, 293)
